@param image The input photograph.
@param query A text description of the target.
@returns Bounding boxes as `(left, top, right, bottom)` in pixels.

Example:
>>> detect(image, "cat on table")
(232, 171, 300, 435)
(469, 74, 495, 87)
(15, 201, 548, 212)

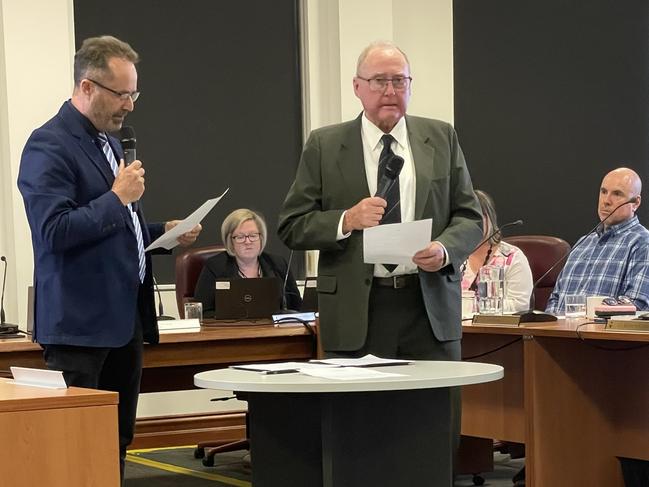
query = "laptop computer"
(300, 277, 318, 312)
(213, 277, 282, 320)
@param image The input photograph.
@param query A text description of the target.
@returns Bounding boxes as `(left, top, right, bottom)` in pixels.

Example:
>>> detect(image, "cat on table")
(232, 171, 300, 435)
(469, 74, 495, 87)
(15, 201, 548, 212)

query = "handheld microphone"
(375, 155, 404, 199)
(0, 256, 19, 335)
(472, 219, 524, 253)
(119, 126, 137, 165)
(153, 277, 174, 321)
(521, 196, 639, 317)
(119, 126, 138, 212)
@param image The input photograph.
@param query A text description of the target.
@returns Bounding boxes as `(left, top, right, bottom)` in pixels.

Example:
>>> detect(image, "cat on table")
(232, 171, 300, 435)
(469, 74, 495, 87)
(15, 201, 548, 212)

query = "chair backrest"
(175, 245, 226, 318)
(504, 235, 571, 311)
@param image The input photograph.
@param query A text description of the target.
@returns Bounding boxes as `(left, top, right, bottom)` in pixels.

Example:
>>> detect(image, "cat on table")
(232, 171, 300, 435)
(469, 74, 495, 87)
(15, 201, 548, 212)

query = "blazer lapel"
(337, 115, 371, 200)
(407, 117, 435, 220)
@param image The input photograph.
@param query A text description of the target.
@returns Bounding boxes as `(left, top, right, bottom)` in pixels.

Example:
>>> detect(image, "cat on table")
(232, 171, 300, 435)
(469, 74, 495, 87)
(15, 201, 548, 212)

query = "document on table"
(145, 189, 229, 251)
(311, 354, 412, 367)
(363, 219, 432, 265)
(299, 367, 405, 381)
(230, 362, 338, 374)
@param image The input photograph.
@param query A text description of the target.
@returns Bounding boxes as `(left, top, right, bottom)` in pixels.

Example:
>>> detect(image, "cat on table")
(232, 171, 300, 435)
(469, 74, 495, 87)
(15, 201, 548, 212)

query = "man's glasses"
(232, 233, 261, 243)
(87, 79, 140, 102)
(357, 76, 412, 92)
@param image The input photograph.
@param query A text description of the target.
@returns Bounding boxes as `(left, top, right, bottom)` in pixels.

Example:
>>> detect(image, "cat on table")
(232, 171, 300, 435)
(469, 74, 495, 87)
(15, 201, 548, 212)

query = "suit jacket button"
(365, 278, 371, 286)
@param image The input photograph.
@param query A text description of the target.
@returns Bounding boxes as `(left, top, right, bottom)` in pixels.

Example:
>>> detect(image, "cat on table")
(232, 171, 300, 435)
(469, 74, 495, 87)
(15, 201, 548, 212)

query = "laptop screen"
(212, 277, 282, 320)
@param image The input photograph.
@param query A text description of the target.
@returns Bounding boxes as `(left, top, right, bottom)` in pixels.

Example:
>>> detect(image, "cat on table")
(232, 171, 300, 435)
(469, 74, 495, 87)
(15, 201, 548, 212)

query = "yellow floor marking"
(126, 454, 251, 487)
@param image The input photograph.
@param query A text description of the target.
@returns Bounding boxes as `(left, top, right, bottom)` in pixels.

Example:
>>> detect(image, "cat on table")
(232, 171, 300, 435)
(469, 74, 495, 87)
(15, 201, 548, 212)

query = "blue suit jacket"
(18, 101, 165, 347)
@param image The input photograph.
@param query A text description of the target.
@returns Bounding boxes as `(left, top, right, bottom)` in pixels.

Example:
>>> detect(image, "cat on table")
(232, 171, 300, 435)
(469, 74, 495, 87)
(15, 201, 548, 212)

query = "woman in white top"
(462, 190, 533, 313)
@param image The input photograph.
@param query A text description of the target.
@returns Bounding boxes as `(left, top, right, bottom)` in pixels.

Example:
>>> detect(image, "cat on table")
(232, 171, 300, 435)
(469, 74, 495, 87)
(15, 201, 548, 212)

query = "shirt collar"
(66, 99, 101, 139)
(597, 215, 639, 237)
(361, 113, 408, 152)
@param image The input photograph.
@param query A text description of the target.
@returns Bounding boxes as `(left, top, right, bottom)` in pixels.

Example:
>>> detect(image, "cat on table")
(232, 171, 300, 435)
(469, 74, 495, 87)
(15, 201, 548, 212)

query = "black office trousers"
(326, 279, 462, 467)
(42, 312, 143, 484)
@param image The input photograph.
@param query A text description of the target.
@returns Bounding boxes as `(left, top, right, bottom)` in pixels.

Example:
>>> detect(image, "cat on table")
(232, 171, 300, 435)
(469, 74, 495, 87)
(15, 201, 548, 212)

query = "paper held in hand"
(145, 188, 229, 251)
(363, 219, 432, 265)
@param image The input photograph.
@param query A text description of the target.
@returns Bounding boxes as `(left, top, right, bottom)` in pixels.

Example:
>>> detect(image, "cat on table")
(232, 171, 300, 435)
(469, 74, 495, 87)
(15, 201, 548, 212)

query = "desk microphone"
(280, 250, 297, 312)
(119, 125, 138, 212)
(153, 276, 175, 321)
(375, 155, 404, 199)
(0, 256, 19, 335)
(519, 196, 638, 318)
(472, 219, 524, 253)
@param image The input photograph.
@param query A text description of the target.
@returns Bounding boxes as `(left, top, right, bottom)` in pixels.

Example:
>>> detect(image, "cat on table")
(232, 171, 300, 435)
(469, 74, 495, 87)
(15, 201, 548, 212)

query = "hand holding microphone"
(112, 160, 145, 205)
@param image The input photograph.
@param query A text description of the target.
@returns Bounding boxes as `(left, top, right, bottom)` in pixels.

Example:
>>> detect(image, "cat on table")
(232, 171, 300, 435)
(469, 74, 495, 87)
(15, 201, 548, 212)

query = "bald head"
(598, 167, 642, 228)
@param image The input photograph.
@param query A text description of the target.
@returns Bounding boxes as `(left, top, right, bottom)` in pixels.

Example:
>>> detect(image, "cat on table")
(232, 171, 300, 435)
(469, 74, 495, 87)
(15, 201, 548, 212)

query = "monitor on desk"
(213, 277, 282, 320)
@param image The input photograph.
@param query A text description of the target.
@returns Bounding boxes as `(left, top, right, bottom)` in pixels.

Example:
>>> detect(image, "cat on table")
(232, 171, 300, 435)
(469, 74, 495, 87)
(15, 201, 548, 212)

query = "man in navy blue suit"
(17, 36, 201, 481)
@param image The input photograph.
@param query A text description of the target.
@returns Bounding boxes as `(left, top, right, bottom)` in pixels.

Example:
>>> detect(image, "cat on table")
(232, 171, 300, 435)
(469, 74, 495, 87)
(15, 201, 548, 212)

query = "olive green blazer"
(278, 114, 482, 352)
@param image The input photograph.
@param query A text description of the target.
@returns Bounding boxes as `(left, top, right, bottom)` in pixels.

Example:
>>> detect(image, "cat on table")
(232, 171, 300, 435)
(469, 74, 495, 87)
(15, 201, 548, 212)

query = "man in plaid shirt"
(546, 167, 649, 315)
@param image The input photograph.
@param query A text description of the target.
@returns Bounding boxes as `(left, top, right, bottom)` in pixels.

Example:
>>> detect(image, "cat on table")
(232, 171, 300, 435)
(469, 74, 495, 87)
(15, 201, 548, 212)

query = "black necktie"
(377, 134, 400, 272)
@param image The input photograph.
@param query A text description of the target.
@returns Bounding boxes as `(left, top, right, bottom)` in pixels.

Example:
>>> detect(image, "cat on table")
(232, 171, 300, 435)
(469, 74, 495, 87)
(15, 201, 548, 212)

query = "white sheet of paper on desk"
(145, 188, 229, 251)
(10, 366, 67, 389)
(311, 354, 412, 367)
(158, 318, 201, 334)
(363, 219, 432, 265)
(299, 367, 404, 381)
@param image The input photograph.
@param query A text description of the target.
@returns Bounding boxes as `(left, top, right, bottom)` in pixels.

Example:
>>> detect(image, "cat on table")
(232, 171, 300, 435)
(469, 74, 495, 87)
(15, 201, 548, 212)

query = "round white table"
(195, 361, 503, 487)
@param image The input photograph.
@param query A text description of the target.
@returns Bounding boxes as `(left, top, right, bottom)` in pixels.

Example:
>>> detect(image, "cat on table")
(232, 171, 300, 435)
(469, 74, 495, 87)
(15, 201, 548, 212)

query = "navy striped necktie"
(98, 133, 146, 283)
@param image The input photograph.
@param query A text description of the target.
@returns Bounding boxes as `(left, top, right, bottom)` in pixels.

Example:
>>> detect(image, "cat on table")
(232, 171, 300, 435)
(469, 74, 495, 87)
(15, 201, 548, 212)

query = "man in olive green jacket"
(278, 41, 482, 361)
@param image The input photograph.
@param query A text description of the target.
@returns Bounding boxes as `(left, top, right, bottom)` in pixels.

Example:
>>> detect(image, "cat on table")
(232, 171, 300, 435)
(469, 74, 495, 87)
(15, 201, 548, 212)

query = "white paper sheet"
(145, 189, 229, 251)
(157, 318, 201, 334)
(311, 354, 412, 367)
(299, 367, 404, 381)
(363, 219, 432, 265)
(231, 362, 338, 374)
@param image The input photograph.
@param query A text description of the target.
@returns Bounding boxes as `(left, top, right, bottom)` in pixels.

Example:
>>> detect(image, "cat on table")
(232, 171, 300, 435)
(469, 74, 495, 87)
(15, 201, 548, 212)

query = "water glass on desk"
(477, 265, 505, 315)
(184, 302, 203, 322)
(565, 294, 586, 320)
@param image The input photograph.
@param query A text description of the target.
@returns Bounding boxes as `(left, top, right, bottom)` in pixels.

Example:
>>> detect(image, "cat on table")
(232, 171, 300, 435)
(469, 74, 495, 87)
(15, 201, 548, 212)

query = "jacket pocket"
(317, 275, 337, 293)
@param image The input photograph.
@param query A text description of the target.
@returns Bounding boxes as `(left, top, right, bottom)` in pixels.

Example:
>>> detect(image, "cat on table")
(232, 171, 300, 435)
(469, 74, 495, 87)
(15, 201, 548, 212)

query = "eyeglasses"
(602, 296, 634, 306)
(356, 76, 412, 92)
(87, 79, 140, 102)
(232, 233, 261, 244)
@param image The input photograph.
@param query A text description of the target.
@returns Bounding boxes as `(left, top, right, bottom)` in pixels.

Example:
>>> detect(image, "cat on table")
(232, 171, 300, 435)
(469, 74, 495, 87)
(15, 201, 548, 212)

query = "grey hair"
(74, 35, 139, 86)
(221, 209, 268, 256)
(356, 40, 410, 75)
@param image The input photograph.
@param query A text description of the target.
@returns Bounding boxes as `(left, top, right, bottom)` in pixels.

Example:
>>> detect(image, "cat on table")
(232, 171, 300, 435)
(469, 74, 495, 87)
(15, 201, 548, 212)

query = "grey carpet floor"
(125, 447, 524, 486)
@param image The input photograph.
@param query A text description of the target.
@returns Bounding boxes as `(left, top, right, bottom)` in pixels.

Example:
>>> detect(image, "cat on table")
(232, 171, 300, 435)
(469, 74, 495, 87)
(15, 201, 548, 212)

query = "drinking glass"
(184, 302, 203, 322)
(565, 294, 586, 319)
(477, 265, 505, 315)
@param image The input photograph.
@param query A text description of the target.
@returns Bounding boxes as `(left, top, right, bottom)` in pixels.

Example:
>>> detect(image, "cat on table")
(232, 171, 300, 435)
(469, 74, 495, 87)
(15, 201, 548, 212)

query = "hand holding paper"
(363, 219, 432, 265)
(145, 188, 228, 251)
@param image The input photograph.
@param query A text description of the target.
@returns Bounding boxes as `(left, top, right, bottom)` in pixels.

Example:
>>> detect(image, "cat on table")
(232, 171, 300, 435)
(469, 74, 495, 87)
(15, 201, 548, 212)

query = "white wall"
(0, 0, 75, 327)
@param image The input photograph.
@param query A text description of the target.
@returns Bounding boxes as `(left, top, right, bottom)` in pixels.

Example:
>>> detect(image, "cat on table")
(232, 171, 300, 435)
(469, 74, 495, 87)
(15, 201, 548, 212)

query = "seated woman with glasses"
(194, 208, 302, 317)
(462, 190, 533, 313)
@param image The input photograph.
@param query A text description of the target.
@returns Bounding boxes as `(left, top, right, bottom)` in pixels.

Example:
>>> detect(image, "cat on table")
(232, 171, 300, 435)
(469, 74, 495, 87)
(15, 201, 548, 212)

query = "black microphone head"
(119, 126, 136, 149)
(384, 155, 404, 180)
(0, 256, 5, 262)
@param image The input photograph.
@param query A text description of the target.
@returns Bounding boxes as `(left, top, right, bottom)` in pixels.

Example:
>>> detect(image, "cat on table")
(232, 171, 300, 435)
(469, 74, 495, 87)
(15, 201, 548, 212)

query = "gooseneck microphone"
(0, 256, 19, 335)
(281, 250, 294, 312)
(522, 196, 639, 316)
(375, 155, 404, 199)
(119, 126, 137, 165)
(153, 276, 174, 321)
(472, 219, 524, 253)
(119, 125, 138, 212)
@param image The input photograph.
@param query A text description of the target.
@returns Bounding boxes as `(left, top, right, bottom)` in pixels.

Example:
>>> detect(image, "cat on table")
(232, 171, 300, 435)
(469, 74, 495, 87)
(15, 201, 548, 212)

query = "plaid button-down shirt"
(546, 216, 649, 315)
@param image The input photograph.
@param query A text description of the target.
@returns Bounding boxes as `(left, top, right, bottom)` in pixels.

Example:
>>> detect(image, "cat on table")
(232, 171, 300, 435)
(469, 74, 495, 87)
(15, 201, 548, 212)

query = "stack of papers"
(230, 354, 411, 380)
(158, 319, 201, 334)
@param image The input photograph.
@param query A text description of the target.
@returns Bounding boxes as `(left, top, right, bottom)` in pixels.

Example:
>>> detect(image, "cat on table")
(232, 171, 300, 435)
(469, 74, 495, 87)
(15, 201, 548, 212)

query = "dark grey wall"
(74, 0, 303, 282)
(454, 0, 649, 244)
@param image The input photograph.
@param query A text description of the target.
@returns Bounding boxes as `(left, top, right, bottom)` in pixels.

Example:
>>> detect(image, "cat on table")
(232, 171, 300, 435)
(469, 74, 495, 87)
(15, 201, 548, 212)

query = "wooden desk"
(461, 320, 649, 487)
(0, 323, 314, 392)
(0, 323, 314, 448)
(0, 378, 119, 487)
